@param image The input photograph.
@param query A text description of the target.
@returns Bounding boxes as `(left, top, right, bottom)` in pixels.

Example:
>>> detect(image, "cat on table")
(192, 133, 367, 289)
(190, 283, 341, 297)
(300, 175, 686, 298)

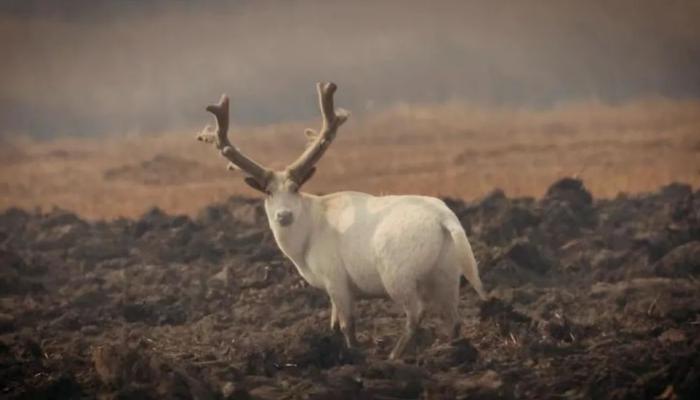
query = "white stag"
(197, 82, 486, 359)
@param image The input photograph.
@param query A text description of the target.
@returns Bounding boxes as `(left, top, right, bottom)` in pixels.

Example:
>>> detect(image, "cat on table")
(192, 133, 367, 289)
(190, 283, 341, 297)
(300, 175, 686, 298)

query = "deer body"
(197, 83, 486, 359)
(267, 192, 447, 294)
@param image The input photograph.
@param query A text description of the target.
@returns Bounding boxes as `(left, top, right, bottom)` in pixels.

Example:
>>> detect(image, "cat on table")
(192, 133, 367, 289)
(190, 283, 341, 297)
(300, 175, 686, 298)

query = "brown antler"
(197, 94, 272, 189)
(286, 82, 349, 185)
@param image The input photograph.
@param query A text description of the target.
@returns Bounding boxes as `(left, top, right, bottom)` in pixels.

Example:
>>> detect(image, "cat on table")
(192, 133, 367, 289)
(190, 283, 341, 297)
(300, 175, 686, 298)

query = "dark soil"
(1, 179, 699, 399)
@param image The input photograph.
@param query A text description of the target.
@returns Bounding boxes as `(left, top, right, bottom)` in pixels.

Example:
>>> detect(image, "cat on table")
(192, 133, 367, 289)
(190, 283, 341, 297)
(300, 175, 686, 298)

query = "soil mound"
(1, 179, 699, 398)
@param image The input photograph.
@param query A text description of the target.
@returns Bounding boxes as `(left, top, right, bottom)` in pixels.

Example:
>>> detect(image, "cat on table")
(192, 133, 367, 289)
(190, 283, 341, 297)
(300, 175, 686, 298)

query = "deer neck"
(264, 193, 317, 266)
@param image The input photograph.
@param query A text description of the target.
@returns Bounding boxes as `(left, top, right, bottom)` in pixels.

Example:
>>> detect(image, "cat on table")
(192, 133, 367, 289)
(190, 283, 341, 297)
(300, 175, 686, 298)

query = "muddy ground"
(0, 178, 698, 399)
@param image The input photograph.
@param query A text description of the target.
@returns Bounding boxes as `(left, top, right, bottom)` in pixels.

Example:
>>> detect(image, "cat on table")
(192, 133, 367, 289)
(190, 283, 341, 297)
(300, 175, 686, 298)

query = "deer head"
(197, 82, 349, 227)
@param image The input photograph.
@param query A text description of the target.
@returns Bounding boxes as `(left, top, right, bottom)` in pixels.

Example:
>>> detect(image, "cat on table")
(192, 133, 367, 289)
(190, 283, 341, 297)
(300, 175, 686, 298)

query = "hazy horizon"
(1, 0, 699, 137)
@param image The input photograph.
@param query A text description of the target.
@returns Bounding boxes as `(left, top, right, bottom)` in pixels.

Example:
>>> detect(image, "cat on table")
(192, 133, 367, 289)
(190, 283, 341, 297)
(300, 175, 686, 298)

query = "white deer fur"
(263, 171, 486, 359)
(198, 83, 487, 359)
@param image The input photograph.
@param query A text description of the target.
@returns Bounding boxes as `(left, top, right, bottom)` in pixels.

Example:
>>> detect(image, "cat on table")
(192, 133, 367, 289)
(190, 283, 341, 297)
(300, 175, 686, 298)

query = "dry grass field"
(1, 98, 699, 220)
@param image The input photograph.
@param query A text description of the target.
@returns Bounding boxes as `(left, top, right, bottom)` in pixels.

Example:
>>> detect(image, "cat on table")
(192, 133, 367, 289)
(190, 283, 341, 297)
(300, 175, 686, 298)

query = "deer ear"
(244, 177, 268, 194)
(299, 167, 316, 187)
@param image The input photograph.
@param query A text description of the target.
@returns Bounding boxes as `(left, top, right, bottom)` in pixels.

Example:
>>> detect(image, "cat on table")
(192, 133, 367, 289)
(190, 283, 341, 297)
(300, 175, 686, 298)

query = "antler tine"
(197, 94, 272, 186)
(287, 82, 349, 185)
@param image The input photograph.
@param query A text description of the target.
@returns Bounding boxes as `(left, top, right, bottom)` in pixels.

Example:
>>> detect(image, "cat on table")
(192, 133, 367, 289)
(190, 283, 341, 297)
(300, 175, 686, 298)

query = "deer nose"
(275, 210, 294, 226)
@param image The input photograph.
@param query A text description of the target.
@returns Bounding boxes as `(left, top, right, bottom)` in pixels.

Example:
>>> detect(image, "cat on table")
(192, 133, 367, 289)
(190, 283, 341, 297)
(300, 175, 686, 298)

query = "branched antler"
(286, 82, 349, 185)
(197, 83, 348, 191)
(197, 94, 272, 188)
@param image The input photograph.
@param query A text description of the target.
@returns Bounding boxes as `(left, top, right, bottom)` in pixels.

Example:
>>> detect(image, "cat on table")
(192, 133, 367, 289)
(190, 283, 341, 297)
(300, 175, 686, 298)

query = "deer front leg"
(327, 285, 357, 349)
(330, 299, 339, 332)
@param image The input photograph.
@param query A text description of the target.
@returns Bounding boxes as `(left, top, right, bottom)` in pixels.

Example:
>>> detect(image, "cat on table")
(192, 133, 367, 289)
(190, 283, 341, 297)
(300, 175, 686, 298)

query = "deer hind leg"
(433, 280, 461, 340)
(431, 267, 462, 341)
(389, 293, 426, 360)
(445, 301, 462, 341)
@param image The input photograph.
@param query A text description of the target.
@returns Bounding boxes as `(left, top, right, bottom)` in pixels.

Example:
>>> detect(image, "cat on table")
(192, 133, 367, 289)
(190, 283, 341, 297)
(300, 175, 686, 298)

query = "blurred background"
(1, 0, 699, 218)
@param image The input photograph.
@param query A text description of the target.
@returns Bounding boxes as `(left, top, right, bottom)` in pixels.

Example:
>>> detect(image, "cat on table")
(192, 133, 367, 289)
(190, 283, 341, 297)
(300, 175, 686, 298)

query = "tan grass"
(1, 98, 698, 220)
